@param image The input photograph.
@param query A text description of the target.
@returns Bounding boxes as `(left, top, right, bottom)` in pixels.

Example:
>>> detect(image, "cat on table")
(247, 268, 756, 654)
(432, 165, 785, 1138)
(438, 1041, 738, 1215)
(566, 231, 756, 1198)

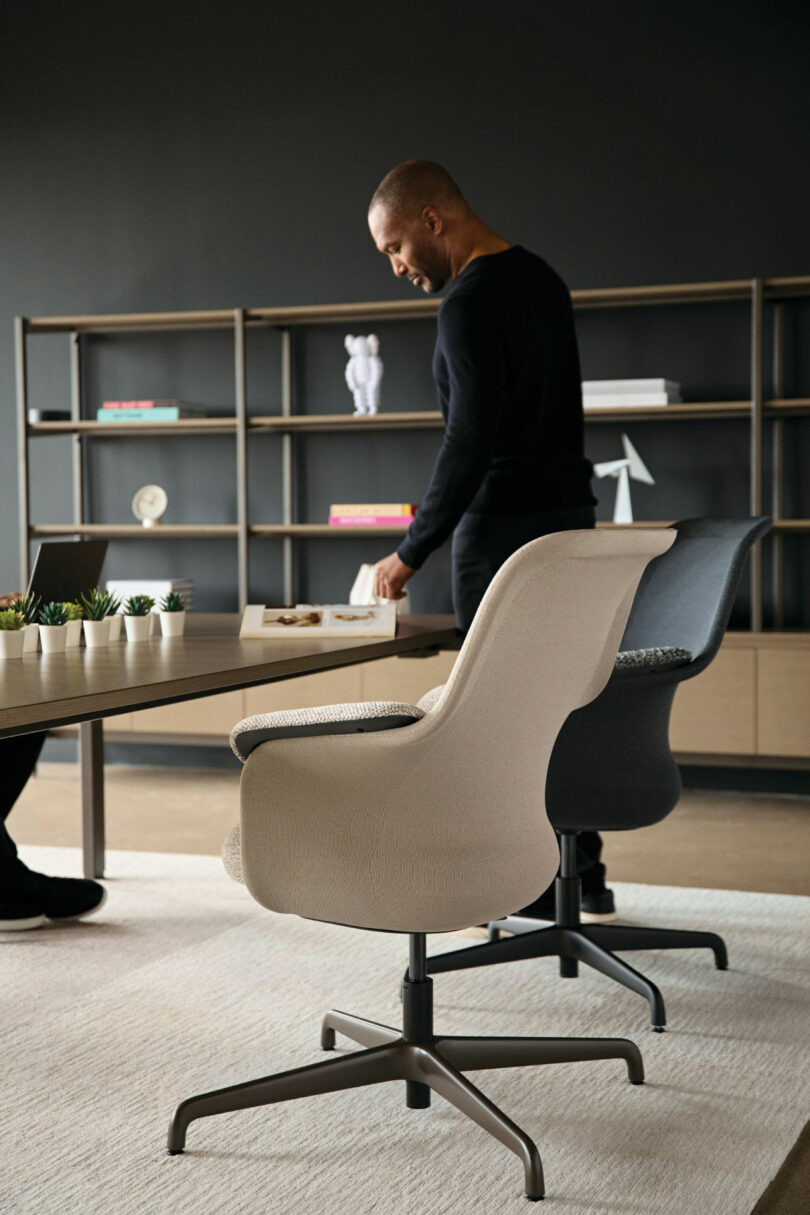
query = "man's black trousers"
(0, 732, 47, 881)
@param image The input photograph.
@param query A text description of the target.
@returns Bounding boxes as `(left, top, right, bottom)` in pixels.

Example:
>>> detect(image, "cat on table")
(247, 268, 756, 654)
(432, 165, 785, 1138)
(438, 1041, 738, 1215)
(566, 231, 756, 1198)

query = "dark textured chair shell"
(546, 517, 771, 833)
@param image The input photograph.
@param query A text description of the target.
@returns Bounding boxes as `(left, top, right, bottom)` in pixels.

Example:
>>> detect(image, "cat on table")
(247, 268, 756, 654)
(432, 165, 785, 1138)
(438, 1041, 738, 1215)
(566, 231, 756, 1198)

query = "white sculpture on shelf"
(344, 334, 383, 415)
(594, 433, 654, 523)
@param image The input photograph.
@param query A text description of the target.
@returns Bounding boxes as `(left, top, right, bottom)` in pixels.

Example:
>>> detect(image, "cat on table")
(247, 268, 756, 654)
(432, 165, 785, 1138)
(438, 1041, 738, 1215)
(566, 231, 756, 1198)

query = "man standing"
(368, 160, 613, 920)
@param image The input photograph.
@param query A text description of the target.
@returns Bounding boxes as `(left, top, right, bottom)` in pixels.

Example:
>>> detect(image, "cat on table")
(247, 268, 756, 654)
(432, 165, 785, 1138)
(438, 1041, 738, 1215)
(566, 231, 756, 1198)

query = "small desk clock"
(132, 484, 168, 528)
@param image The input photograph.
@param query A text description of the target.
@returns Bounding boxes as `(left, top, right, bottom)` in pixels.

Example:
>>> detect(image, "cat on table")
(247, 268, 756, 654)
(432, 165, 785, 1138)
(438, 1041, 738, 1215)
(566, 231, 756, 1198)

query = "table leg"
(80, 719, 105, 878)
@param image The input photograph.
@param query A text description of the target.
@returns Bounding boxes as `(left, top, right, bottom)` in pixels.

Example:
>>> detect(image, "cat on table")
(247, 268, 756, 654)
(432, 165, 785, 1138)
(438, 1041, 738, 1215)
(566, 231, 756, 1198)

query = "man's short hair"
(369, 160, 467, 221)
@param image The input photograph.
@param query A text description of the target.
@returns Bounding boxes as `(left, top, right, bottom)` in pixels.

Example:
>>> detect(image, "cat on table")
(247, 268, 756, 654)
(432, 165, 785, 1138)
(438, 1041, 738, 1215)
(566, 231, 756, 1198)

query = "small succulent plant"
(14, 592, 41, 624)
(124, 594, 155, 617)
(0, 608, 24, 631)
(80, 587, 116, 621)
(160, 591, 185, 613)
(104, 593, 122, 618)
(62, 601, 84, 621)
(38, 601, 69, 627)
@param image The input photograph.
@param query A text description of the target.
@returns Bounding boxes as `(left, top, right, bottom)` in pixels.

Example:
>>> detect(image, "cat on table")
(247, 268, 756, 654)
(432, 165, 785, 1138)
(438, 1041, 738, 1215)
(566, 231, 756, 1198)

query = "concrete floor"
(8, 762, 810, 897)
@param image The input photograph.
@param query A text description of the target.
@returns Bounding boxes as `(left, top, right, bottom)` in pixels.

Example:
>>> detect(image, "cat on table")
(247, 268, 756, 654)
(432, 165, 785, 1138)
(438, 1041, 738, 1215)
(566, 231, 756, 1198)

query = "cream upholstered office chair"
(167, 528, 673, 1201)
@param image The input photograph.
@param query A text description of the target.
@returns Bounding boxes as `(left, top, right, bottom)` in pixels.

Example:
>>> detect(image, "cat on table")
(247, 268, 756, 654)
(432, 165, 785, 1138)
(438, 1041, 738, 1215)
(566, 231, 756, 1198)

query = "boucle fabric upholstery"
(612, 646, 691, 674)
(222, 825, 243, 884)
(233, 529, 675, 932)
(231, 701, 424, 761)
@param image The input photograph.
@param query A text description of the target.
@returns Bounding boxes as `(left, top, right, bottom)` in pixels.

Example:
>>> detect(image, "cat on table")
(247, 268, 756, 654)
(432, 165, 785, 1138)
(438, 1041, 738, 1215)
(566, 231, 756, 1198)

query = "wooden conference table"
(0, 613, 458, 878)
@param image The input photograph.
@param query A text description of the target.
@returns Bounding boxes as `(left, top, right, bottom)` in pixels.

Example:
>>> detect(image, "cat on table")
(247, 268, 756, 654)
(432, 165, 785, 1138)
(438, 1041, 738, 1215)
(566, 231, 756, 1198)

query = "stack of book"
(328, 503, 417, 527)
(582, 379, 682, 408)
(105, 579, 194, 610)
(96, 400, 207, 422)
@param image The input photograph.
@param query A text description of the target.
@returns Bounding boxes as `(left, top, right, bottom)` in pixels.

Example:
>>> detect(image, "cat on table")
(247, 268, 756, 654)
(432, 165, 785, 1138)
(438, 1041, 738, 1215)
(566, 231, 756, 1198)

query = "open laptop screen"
(27, 540, 109, 605)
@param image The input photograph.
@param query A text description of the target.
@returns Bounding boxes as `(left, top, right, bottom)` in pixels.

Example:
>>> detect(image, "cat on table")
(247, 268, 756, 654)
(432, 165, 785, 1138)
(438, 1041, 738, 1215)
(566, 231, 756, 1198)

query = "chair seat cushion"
(612, 646, 692, 677)
(230, 700, 424, 761)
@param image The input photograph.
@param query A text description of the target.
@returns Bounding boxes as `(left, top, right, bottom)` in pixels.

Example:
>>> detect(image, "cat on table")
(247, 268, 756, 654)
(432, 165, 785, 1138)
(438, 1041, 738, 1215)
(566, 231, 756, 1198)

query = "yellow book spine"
(329, 503, 415, 516)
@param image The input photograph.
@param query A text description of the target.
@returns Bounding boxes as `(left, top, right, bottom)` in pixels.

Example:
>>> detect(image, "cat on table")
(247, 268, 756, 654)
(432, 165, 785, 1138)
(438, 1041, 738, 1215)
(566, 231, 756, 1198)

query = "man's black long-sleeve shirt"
(397, 246, 596, 571)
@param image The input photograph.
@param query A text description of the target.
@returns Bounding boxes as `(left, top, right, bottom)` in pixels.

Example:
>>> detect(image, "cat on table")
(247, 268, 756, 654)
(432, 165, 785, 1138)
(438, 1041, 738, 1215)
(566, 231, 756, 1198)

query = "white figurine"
(344, 333, 383, 415)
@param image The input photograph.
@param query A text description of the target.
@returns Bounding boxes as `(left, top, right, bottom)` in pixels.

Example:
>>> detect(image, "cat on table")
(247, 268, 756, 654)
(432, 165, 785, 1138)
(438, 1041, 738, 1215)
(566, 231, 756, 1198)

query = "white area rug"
(1, 846, 808, 1215)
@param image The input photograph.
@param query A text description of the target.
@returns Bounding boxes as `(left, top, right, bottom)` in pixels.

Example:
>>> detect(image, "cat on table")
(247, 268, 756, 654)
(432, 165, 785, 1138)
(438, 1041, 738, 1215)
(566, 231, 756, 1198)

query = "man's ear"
(421, 206, 442, 235)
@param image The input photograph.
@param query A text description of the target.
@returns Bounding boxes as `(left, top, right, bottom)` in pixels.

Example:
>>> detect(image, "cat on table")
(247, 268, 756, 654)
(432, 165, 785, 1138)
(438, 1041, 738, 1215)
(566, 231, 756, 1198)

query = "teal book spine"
(97, 408, 189, 421)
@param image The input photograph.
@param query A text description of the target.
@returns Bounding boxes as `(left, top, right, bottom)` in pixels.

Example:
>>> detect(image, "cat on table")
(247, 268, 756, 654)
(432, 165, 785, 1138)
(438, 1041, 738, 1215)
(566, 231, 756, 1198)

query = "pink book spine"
(101, 400, 159, 409)
(328, 515, 413, 527)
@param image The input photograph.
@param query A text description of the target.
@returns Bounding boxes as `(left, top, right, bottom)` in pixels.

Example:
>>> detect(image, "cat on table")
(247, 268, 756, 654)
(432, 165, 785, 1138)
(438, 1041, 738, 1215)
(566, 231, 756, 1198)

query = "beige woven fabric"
(230, 701, 425, 761)
(238, 529, 674, 933)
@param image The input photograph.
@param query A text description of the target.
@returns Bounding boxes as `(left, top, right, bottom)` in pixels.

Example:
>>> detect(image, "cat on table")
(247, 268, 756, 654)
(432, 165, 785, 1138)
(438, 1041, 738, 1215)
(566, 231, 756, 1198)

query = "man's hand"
(374, 553, 415, 600)
(0, 592, 22, 610)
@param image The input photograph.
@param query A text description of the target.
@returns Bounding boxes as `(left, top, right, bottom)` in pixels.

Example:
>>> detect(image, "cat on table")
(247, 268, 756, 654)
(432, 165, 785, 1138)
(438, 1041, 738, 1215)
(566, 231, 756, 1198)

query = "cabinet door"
(669, 648, 756, 755)
(758, 650, 810, 757)
(130, 691, 245, 738)
(243, 664, 364, 717)
(359, 650, 457, 705)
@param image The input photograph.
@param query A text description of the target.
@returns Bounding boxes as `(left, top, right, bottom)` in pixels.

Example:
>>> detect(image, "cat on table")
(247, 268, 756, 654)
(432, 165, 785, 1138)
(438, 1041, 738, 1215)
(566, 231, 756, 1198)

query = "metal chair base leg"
(582, 923, 729, 969)
(321, 1009, 401, 1050)
(435, 1034, 644, 1084)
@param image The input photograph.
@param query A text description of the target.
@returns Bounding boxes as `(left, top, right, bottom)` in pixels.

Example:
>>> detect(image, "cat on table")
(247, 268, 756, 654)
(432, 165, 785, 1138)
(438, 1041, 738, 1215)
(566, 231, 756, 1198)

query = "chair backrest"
(239, 528, 673, 933)
(618, 517, 771, 670)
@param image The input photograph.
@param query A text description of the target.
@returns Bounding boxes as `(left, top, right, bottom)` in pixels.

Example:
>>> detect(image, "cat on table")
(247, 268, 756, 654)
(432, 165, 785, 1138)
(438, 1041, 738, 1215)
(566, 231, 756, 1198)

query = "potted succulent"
(38, 601, 70, 653)
(105, 592, 123, 641)
(62, 601, 83, 647)
(159, 590, 186, 637)
(80, 587, 112, 647)
(0, 608, 25, 660)
(123, 594, 155, 642)
(15, 592, 41, 653)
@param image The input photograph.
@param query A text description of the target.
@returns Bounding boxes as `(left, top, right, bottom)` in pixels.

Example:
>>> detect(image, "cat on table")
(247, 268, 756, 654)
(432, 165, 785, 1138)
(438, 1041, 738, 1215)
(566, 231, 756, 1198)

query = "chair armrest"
(417, 684, 445, 712)
(230, 700, 424, 762)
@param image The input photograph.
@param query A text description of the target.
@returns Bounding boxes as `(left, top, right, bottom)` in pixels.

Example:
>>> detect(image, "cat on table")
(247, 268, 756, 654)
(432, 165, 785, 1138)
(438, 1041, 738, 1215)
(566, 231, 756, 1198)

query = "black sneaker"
(0, 899, 47, 931)
(581, 863, 617, 922)
(8, 865, 106, 923)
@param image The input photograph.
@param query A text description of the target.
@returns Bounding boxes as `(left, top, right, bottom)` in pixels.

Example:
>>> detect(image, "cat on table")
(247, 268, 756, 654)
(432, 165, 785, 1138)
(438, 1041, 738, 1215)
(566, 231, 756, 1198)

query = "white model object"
(349, 563, 411, 615)
(594, 434, 654, 523)
(132, 484, 168, 527)
(344, 334, 383, 415)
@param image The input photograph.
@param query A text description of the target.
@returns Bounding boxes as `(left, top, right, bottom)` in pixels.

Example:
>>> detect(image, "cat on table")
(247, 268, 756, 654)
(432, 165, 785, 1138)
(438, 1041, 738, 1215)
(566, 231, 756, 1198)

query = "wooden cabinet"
(758, 647, 810, 757)
(669, 647, 757, 755)
(129, 690, 245, 739)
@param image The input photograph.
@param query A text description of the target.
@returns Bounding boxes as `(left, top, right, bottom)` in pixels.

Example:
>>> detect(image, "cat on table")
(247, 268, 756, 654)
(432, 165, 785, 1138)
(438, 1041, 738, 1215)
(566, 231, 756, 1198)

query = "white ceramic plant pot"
(65, 618, 82, 647)
(39, 623, 68, 653)
(124, 614, 151, 642)
(107, 614, 123, 642)
(159, 610, 186, 638)
(0, 630, 25, 659)
(83, 618, 111, 648)
(22, 623, 39, 652)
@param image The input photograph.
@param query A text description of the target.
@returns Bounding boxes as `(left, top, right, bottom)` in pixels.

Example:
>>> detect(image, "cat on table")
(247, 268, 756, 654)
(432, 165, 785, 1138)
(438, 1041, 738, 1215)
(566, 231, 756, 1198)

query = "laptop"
(27, 540, 109, 605)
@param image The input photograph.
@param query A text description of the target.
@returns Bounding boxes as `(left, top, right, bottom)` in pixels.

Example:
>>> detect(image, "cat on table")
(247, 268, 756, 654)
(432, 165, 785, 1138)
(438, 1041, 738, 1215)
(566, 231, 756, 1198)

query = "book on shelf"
(581, 379, 681, 396)
(583, 393, 678, 408)
(96, 407, 208, 422)
(100, 399, 205, 411)
(328, 515, 413, 527)
(329, 503, 416, 516)
(105, 579, 194, 610)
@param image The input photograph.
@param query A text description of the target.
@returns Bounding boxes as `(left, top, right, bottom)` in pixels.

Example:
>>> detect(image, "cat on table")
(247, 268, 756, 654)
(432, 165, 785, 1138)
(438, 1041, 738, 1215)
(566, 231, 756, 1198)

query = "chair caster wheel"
(652, 1025, 665, 1033)
(167, 1149, 184, 1156)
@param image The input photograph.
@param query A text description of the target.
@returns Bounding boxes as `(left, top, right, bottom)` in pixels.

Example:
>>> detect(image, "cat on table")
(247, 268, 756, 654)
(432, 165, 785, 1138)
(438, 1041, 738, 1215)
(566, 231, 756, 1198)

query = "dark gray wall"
(2, 0, 809, 626)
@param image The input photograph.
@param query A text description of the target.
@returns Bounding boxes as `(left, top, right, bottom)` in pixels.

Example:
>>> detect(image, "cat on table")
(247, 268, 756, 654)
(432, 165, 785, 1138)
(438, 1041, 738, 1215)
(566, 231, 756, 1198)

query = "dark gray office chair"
(426, 517, 772, 1031)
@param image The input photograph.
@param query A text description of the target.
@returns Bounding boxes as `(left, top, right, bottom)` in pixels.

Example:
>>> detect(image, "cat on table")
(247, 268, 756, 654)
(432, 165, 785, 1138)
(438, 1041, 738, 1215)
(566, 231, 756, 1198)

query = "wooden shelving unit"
(15, 275, 810, 625)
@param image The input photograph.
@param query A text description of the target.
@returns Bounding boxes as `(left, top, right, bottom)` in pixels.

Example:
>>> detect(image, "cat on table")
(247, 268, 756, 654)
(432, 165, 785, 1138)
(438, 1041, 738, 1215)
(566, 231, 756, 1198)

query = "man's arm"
(396, 296, 505, 571)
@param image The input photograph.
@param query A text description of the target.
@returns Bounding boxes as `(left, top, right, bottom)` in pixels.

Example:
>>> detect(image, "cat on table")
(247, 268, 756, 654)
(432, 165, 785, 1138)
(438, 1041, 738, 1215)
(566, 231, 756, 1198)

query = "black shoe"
(0, 899, 47, 931)
(581, 862, 617, 921)
(8, 863, 106, 922)
(514, 887, 556, 921)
